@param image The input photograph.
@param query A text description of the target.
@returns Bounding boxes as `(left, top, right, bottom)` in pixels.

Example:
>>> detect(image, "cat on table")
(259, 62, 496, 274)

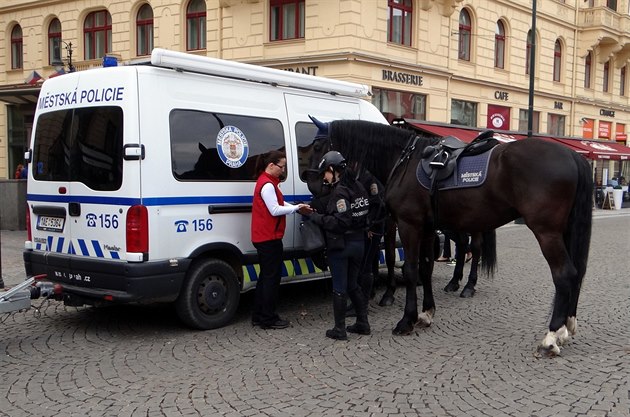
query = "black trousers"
(253, 239, 284, 325)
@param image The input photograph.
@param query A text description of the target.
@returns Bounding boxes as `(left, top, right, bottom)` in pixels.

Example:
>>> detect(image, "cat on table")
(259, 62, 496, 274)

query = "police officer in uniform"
(304, 151, 371, 340)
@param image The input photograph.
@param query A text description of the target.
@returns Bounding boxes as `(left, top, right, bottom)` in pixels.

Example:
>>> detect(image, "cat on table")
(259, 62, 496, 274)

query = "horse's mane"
(329, 120, 438, 183)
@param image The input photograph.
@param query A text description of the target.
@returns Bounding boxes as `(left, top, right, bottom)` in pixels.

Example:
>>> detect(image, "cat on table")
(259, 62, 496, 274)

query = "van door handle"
(69, 202, 81, 217)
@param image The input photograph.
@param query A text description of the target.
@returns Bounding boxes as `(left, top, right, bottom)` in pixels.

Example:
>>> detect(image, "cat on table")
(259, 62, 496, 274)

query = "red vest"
(251, 172, 286, 243)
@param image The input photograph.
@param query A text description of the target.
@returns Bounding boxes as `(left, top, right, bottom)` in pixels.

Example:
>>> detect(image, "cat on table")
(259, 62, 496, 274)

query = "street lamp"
(527, 0, 537, 138)
(51, 40, 75, 73)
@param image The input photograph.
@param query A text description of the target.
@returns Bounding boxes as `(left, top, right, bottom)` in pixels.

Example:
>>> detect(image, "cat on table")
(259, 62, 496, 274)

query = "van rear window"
(32, 107, 123, 191)
(170, 109, 284, 181)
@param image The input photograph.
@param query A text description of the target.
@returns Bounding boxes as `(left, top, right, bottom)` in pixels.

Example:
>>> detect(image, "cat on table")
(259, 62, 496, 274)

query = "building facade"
(1, 0, 629, 183)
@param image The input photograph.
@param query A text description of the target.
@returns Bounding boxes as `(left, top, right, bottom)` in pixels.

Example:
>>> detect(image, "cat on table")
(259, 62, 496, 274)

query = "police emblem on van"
(216, 126, 249, 168)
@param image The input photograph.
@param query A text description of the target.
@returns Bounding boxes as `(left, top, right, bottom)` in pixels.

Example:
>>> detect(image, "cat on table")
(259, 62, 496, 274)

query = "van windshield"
(32, 107, 124, 191)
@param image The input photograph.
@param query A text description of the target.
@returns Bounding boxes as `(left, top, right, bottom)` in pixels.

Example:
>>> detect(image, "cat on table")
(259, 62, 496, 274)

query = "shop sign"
(282, 66, 319, 75)
(615, 124, 626, 142)
(382, 70, 423, 86)
(582, 118, 594, 139)
(598, 121, 611, 139)
(494, 91, 509, 101)
(599, 109, 615, 117)
(487, 104, 510, 130)
(554, 101, 563, 109)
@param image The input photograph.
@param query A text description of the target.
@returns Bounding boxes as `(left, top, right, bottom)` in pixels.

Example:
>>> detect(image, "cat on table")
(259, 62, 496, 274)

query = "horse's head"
(303, 115, 333, 195)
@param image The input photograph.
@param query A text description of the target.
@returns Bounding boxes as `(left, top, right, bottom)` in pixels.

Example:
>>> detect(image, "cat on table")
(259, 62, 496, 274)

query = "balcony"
(577, 7, 630, 61)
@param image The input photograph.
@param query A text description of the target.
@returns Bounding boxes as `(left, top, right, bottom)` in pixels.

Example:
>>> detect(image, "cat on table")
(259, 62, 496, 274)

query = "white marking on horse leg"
(540, 331, 561, 356)
(556, 325, 571, 346)
(417, 308, 434, 327)
(566, 316, 577, 336)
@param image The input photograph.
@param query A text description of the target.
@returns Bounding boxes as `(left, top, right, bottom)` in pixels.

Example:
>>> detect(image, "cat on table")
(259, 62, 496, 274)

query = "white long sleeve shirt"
(260, 182, 300, 216)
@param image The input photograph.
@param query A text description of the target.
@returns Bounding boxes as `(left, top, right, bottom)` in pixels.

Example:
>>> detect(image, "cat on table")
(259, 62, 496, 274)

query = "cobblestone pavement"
(1, 211, 629, 417)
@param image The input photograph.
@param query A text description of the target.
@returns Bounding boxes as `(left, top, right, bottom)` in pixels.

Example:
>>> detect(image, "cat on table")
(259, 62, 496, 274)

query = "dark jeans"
(253, 239, 283, 325)
(328, 238, 364, 295)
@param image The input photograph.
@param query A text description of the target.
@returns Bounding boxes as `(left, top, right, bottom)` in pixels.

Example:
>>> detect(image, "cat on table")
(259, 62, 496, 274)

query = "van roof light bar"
(150, 48, 369, 98)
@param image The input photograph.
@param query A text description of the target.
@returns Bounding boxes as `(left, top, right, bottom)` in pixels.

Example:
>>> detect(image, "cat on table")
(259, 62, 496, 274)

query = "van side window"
(295, 121, 318, 182)
(32, 107, 123, 191)
(170, 109, 285, 181)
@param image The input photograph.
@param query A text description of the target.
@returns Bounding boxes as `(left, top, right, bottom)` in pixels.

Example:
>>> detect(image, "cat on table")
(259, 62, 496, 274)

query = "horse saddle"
(418, 130, 499, 191)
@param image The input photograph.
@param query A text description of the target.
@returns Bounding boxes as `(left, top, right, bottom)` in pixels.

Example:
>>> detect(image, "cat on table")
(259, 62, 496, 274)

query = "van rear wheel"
(175, 258, 240, 330)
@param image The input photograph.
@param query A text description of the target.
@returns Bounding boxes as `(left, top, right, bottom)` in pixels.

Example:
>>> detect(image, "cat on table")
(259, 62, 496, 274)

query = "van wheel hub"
(197, 276, 226, 313)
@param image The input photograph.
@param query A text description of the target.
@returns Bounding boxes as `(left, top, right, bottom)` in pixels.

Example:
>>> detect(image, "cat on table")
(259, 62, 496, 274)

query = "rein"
(386, 134, 419, 186)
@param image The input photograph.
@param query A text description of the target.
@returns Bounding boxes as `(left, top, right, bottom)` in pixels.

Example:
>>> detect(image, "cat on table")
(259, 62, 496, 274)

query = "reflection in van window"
(170, 110, 285, 181)
(295, 122, 318, 182)
(32, 107, 123, 191)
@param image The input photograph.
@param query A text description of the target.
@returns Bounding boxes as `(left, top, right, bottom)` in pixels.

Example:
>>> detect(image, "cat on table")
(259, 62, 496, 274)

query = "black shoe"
(260, 318, 290, 329)
(325, 327, 348, 340)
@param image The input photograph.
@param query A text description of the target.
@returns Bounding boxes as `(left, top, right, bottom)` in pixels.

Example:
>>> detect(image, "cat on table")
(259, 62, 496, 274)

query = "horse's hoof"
(534, 345, 560, 359)
(460, 287, 475, 298)
(443, 282, 459, 292)
(378, 295, 394, 307)
(392, 320, 414, 335)
(416, 311, 433, 328)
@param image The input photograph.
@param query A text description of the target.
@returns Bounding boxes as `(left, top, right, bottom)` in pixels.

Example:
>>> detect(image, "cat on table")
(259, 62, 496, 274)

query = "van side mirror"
(24, 149, 32, 163)
(124, 144, 145, 160)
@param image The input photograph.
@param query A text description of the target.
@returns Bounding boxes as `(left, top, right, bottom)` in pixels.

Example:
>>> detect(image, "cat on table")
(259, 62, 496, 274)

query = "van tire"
(175, 258, 240, 330)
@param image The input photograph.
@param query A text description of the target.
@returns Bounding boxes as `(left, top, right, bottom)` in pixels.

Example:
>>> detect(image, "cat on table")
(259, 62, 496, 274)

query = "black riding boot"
(346, 288, 371, 335)
(326, 292, 348, 340)
(360, 272, 374, 301)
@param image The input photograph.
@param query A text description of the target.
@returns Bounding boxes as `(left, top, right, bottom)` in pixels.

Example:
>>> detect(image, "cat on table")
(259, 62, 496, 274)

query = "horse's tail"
(480, 230, 497, 277)
(565, 153, 593, 284)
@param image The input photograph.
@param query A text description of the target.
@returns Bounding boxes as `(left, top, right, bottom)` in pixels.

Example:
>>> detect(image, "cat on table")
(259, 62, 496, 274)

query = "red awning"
(405, 121, 483, 143)
(403, 120, 620, 158)
(560, 139, 630, 160)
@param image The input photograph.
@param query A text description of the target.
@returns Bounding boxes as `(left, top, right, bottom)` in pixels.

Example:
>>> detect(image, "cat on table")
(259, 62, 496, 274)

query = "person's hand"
(297, 204, 314, 216)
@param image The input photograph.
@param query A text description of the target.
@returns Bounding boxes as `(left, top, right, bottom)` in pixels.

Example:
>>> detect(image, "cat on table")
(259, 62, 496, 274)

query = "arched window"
(387, 0, 412, 46)
(186, 0, 206, 51)
(525, 30, 533, 74)
(603, 60, 610, 93)
(270, 0, 305, 41)
(48, 19, 62, 66)
(494, 21, 505, 69)
(84, 10, 112, 59)
(136, 4, 154, 56)
(11, 25, 23, 69)
(553, 39, 562, 82)
(584, 51, 592, 88)
(458, 9, 471, 61)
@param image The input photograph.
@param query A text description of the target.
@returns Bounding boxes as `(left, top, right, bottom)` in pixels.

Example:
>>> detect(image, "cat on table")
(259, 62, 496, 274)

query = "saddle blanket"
(416, 147, 495, 191)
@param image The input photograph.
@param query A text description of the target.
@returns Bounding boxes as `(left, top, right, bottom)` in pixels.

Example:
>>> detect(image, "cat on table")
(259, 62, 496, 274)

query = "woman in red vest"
(251, 150, 312, 329)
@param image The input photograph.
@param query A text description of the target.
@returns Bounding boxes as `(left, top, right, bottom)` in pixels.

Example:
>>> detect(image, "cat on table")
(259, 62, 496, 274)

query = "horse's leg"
(416, 232, 437, 327)
(392, 223, 426, 335)
(460, 233, 481, 298)
(378, 218, 397, 307)
(444, 232, 465, 293)
(533, 232, 578, 357)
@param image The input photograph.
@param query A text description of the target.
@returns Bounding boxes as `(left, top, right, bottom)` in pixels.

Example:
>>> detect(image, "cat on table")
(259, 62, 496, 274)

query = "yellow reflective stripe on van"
(242, 258, 325, 284)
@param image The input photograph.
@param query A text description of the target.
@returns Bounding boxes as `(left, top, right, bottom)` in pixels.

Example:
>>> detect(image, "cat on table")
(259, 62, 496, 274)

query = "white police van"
(23, 48, 391, 329)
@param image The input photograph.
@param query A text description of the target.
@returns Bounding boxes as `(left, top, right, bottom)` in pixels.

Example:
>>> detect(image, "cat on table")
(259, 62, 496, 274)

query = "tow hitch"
(0, 275, 58, 315)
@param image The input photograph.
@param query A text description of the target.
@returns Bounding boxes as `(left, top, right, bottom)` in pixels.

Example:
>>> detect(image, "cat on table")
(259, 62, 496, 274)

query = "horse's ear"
(199, 142, 208, 152)
(308, 115, 329, 138)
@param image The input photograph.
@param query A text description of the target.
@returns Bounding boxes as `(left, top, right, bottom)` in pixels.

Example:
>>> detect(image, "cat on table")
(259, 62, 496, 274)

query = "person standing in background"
(251, 150, 312, 329)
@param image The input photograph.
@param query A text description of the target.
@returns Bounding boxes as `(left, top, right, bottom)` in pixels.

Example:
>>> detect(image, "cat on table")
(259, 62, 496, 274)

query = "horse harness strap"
(386, 134, 420, 186)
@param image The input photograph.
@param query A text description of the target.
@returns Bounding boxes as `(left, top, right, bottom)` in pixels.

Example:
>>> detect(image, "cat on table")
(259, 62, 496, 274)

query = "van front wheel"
(175, 258, 240, 330)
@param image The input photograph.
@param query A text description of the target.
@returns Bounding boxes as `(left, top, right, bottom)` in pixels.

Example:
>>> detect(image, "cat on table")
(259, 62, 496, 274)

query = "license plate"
(37, 216, 65, 232)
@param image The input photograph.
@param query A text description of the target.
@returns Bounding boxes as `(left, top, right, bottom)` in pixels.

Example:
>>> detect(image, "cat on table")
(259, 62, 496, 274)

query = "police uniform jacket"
(309, 179, 369, 241)
(359, 170, 386, 234)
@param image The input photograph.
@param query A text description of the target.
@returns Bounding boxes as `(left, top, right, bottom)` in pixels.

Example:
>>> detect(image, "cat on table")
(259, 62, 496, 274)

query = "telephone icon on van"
(86, 213, 97, 227)
(174, 220, 189, 233)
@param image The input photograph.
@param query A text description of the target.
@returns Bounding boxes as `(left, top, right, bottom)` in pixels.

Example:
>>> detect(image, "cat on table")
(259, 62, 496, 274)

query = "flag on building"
(49, 67, 66, 78)
(25, 71, 42, 85)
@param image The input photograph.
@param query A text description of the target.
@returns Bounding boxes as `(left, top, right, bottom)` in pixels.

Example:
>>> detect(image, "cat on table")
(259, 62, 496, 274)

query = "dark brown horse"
(308, 118, 592, 357)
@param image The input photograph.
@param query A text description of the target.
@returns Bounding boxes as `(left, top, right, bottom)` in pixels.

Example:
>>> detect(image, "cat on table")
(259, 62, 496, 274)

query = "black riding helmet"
(318, 151, 347, 175)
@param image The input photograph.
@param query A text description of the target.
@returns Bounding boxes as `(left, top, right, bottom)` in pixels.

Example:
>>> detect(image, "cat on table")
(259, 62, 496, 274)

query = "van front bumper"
(23, 250, 191, 303)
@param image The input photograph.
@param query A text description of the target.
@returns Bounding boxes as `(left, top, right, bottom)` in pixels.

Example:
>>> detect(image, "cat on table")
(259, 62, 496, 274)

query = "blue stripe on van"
(28, 193, 313, 206)
(92, 240, 104, 257)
